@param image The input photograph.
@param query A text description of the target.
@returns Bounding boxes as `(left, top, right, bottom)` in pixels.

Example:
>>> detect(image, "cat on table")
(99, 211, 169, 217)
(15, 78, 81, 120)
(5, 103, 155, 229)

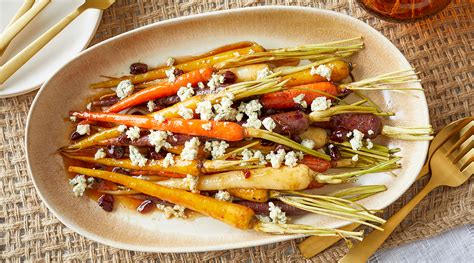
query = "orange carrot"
(106, 67, 213, 113)
(260, 82, 338, 109)
(71, 112, 246, 141)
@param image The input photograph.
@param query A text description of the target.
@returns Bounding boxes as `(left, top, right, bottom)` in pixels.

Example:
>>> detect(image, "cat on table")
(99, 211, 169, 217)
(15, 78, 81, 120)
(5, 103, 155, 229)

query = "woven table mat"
(1, 0, 473, 262)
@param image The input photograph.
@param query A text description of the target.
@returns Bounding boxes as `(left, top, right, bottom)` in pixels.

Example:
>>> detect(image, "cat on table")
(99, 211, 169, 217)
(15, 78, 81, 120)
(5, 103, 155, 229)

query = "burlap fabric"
(1, 0, 473, 262)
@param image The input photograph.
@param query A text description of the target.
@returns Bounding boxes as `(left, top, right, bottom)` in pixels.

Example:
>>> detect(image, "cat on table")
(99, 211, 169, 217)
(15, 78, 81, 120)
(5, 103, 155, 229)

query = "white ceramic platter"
(26, 6, 429, 252)
(0, 0, 102, 98)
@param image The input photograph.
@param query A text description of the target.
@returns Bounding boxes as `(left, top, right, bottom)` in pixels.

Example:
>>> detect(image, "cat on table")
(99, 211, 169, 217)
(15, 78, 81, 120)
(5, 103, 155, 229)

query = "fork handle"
(0, 5, 87, 84)
(338, 180, 438, 263)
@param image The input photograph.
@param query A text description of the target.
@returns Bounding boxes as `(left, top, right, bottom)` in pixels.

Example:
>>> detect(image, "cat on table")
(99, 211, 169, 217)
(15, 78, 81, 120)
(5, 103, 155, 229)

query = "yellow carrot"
(228, 189, 270, 202)
(69, 166, 256, 229)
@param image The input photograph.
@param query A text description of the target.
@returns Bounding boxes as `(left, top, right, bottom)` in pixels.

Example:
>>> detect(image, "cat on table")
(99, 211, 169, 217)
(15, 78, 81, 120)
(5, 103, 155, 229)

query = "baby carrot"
(69, 166, 256, 229)
(282, 60, 351, 87)
(90, 45, 265, 89)
(106, 67, 213, 113)
(261, 82, 338, 109)
(71, 112, 246, 141)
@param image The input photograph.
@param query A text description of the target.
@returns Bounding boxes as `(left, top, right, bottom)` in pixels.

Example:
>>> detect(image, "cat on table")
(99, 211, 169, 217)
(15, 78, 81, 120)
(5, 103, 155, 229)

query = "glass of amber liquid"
(356, 0, 452, 22)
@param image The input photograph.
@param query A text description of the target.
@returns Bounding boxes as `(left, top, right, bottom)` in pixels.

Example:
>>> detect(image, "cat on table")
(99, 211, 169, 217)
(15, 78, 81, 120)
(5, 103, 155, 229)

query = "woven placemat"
(1, 0, 473, 262)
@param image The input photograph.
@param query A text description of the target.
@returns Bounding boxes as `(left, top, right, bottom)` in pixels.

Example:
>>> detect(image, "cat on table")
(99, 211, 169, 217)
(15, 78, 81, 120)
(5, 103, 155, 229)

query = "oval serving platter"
(26, 6, 429, 252)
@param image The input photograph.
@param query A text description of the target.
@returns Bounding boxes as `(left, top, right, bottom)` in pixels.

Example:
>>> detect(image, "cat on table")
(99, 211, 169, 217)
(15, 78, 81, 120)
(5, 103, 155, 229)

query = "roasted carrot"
(260, 82, 338, 109)
(69, 166, 256, 229)
(71, 111, 331, 160)
(282, 60, 351, 87)
(90, 45, 265, 89)
(227, 189, 270, 202)
(105, 67, 213, 113)
(72, 112, 245, 141)
(129, 170, 186, 178)
(64, 128, 123, 151)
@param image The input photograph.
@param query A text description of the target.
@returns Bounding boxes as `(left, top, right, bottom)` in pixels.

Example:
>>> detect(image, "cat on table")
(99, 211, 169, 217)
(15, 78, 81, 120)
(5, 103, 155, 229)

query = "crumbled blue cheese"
(262, 117, 276, 132)
(242, 114, 262, 129)
(268, 202, 287, 224)
(117, 124, 127, 133)
(293, 94, 307, 108)
(69, 115, 77, 122)
(213, 97, 237, 121)
(178, 106, 194, 120)
(198, 81, 205, 89)
(215, 190, 233, 202)
(238, 99, 263, 119)
(256, 67, 273, 80)
(201, 123, 212, 131)
(266, 149, 286, 168)
(207, 74, 225, 90)
(177, 84, 195, 101)
(311, 96, 332, 112)
(366, 138, 374, 149)
(162, 153, 175, 168)
(126, 126, 141, 141)
(128, 146, 148, 167)
(69, 175, 93, 197)
(310, 64, 332, 81)
(196, 101, 214, 121)
(94, 148, 106, 160)
(284, 151, 299, 167)
(166, 57, 175, 66)
(181, 137, 200, 160)
(349, 129, 364, 151)
(147, 100, 156, 112)
(183, 174, 199, 193)
(204, 140, 229, 159)
(165, 67, 176, 82)
(301, 139, 315, 149)
(352, 154, 359, 162)
(368, 129, 374, 136)
(116, 80, 135, 99)
(148, 130, 171, 152)
(346, 131, 353, 138)
(86, 102, 92, 110)
(76, 124, 90, 135)
(154, 114, 166, 124)
(241, 149, 267, 165)
(156, 204, 186, 219)
(254, 150, 267, 165)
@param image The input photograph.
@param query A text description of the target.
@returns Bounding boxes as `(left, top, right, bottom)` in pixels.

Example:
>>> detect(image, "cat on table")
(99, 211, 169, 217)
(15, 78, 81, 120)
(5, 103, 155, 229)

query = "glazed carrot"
(261, 82, 338, 109)
(282, 60, 351, 87)
(71, 111, 331, 160)
(64, 128, 122, 151)
(227, 189, 270, 203)
(72, 112, 245, 141)
(90, 45, 265, 89)
(105, 67, 213, 113)
(62, 153, 255, 175)
(129, 170, 186, 178)
(69, 166, 256, 229)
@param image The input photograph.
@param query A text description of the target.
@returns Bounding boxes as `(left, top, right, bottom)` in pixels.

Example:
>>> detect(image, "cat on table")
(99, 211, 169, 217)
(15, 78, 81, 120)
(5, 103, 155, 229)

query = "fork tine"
(460, 154, 474, 172)
(452, 140, 474, 164)
(447, 125, 474, 155)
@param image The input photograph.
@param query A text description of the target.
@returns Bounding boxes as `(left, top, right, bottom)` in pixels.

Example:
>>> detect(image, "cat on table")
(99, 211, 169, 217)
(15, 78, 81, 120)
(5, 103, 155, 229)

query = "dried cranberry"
(70, 131, 82, 140)
(93, 164, 106, 170)
(330, 128, 349, 143)
(328, 144, 341, 160)
(148, 149, 164, 160)
(173, 68, 184, 77)
(111, 167, 129, 175)
(130, 63, 148, 75)
(243, 170, 251, 179)
(93, 96, 120, 106)
(137, 199, 153, 213)
(107, 145, 125, 158)
(222, 70, 236, 84)
(98, 194, 114, 212)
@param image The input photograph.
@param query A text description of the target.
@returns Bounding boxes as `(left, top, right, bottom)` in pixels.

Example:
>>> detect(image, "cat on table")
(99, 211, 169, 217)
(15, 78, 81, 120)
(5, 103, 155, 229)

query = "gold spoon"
(339, 117, 473, 263)
(298, 117, 473, 259)
(0, 0, 116, 85)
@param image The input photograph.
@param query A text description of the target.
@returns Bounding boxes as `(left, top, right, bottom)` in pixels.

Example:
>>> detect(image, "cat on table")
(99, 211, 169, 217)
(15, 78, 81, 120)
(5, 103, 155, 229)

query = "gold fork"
(0, 0, 115, 85)
(298, 117, 473, 259)
(339, 118, 473, 263)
